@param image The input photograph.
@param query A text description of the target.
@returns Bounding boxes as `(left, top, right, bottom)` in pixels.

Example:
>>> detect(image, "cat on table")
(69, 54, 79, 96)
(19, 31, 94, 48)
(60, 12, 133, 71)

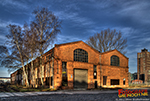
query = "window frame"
(74, 49, 88, 63)
(111, 55, 120, 66)
(62, 62, 68, 86)
(111, 79, 120, 85)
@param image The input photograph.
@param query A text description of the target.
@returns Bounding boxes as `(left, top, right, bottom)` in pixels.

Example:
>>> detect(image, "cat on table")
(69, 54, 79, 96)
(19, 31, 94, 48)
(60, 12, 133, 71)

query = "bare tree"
(23, 24, 39, 87)
(0, 7, 61, 88)
(6, 25, 29, 87)
(87, 28, 127, 54)
(0, 46, 8, 65)
(31, 8, 61, 86)
(0, 46, 20, 72)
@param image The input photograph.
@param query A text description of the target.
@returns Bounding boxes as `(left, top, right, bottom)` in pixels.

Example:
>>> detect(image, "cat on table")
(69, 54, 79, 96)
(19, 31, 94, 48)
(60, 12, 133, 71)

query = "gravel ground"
(0, 92, 150, 101)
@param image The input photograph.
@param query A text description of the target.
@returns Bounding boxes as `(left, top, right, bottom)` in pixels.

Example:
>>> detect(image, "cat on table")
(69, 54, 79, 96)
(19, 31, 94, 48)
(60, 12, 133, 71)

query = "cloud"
(111, 27, 136, 38)
(56, 34, 82, 44)
(0, 20, 24, 45)
(54, 11, 94, 27)
(0, 0, 149, 74)
(0, 20, 23, 28)
(0, 0, 28, 9)
(45, 34, 84, 52)
(85, 26, 136, 39)
(87, 0, 150, 25)
(0, 69, 10, 77)
(117, 1, 150, 24)
(126, 35, 150, 73)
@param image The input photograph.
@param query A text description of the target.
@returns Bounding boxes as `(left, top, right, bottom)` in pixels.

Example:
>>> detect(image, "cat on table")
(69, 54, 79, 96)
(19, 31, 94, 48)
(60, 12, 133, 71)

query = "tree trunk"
(22, 64, 29, 87)
(18, 48, 29, 87)
(49, 61, 51, 88)
(40, 55, 44, 86)
(30, 53, 35, 87)
(31, 60, 34, 87)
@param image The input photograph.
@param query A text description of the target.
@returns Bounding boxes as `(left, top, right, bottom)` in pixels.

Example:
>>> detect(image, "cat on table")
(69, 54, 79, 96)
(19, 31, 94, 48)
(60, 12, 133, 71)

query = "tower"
(137, 48, 150, 83)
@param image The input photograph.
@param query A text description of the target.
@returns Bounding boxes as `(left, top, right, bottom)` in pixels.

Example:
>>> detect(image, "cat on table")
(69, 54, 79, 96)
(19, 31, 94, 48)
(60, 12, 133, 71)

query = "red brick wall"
(53, 42, 129, 89)
(101, 50, 129, 87)
(101, 50, 128, 67)
(53, 41, 100, 89)
(101, 66, 128, 87)
(10, 41, 129, 89)
(54, 41, 100, 64)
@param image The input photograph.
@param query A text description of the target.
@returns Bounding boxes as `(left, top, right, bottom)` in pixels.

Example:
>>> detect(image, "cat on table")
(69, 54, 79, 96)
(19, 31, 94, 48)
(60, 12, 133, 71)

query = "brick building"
(137, 48, 150, 83)
(11, 41, 129, 89)
(132, 79, 143, 84)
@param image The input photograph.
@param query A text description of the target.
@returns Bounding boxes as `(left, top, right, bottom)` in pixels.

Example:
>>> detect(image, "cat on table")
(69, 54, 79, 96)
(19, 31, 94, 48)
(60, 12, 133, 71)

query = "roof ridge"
(55, 40, 82, 46)
(102, 49, 128, 59)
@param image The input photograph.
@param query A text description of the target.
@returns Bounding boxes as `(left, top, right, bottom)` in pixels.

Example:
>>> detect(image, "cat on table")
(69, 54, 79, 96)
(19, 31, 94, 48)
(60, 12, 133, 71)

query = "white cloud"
(54, 11, 94, 27)
(111, 27, 135, 38)
(56, 34, 82, 44)
(88, 0, 150, 24)
(0, 20, 23, 28)
(0, 0, 28, 9)
(86, 26, 136, 38)
(117, 1, 150, 24)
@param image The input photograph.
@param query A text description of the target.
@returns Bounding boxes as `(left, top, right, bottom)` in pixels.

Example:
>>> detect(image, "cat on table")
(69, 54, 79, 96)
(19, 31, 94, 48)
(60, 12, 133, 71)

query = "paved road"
(0, 90, 150, 101)
(0, 90, 119, 97)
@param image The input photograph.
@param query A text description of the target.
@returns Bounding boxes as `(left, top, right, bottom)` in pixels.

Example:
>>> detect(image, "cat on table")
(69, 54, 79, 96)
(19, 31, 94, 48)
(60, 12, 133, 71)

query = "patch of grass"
(8, 84, 56, 92)
(19, 88, 56, 92)
(19, 88, 38, 92)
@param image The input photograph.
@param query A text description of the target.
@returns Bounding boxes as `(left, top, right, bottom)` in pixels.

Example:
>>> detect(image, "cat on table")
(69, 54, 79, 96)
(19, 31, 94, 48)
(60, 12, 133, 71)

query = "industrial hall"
(11, 41, 129, 89)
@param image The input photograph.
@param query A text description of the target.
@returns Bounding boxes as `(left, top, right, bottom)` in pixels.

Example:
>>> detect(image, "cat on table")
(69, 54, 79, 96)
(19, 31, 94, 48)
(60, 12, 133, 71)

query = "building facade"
(11, 41, 129, 89)
(137, 48, 150, 83)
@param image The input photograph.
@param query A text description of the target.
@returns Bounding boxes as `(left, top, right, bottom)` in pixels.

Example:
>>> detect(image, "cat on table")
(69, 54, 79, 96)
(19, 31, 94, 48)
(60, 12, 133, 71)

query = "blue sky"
(0, 0, 150, 77)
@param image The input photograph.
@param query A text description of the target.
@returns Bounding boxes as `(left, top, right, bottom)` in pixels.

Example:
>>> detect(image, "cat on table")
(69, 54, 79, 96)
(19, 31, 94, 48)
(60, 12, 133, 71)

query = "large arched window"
(111, 55, 119, 66)
(74, 49, 88, 63)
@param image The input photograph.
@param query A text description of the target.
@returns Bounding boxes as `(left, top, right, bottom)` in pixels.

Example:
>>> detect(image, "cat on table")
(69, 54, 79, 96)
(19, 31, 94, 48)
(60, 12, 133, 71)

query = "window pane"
(111, 55, 119, 66)
(111, 79, 119, 85)
(62, 62, 67, 86)
(103, 76, 107, 85)
(74, 49, 88, 63)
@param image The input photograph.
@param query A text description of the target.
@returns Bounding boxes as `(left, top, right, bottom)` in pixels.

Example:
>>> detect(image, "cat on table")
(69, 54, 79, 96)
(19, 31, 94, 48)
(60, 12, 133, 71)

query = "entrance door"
(95, 81, 97, 88)
(103, 76, 107, 85)
(74, 69, 88, 89)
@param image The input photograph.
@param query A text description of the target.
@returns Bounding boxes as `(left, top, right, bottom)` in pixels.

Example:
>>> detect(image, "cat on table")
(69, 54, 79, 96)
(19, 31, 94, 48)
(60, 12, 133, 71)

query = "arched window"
(74, 49, 88, 62)
(111, 55, 119, 66)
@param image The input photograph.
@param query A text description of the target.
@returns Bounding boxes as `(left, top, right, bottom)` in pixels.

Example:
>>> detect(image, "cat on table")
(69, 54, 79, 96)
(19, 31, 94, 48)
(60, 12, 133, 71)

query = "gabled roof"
(55, 40, 83, 47)
(101, 49, 128, 59)
(55, 40, 100, 54)
(43, 47, 54, 56)
(54, 41, 128, 59)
